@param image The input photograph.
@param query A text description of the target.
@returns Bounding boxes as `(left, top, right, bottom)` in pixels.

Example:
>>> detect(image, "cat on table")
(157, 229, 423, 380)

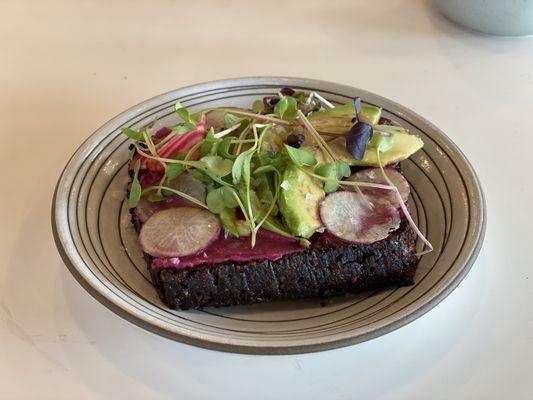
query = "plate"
(52, 77, 486, 354)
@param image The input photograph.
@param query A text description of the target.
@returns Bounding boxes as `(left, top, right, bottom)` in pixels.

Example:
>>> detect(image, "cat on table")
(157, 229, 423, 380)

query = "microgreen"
(312, 92, 335, 109)
(199, 155, 233, 177)
(201, 128, 217, 157)
(171, 122, 196, 135)
(253, 170, 283, 234)
(224, 113, 244, 129)
(213, 123, 241, 139)
(292, 90, 307, 102)
(233, 122, 253, 155)
(189, 109, 205, 124)
(206, 186, 239, 214)
(252, 99, 264, 114)
(283, 144, 317, 167)
(253, 165, 279, 175)
(232, 148, 254, 185)
(315, 161, 351, 193)
(274, 94, 298, 121)
(166, 163, 185, 180)
(147, 193, 164, 203)
(346, 122, 373, 160)
(297, 109, 338, 162)
(217, 108, 299, 126)
(175, 101, 190, 123)
(354, 97, 362, 119)
(315, 164, 336, 193)
(259, 150, 286, 171)
(256, 174, 275, 206)
(189, 169, 214, 185)
(122, 127, 144, 142)
(128, 160, 142, 208)
(217, 137, 237, 160)
(219, 207, 240, 237)
(128, 147, 136, 160)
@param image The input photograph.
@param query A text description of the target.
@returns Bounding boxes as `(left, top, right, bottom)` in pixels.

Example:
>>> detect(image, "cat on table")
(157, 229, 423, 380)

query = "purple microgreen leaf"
(346, 122, 373, 160)
(353, 97, 362, 120)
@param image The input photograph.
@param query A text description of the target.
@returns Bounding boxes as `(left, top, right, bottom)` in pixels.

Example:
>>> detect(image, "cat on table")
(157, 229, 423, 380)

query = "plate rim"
(52, 76, 486, 354)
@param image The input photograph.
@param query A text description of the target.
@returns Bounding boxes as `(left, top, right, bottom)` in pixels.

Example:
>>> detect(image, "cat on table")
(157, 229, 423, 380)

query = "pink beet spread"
(152, 229, 306, 269)
(150, 229, 351, 269)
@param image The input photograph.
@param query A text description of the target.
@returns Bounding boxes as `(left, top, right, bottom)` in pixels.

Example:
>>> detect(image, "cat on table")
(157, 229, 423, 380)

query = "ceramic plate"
(52, 77, 485, 354)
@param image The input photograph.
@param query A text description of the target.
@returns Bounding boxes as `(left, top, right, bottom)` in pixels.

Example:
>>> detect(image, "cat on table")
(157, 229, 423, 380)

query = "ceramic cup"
(434, 0, 533, 36)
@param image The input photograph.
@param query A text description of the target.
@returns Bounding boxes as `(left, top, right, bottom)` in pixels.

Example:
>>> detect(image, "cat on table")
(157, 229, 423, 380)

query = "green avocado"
(327, 128, 424, 166)
(307, 103, 382, 133)
(278, 164, 325, 238)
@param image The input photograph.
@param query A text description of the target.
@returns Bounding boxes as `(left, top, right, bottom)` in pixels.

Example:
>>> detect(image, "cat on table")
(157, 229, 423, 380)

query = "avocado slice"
(308, 103, 382, 134)
(278, 164, 325, 238)
(328, 128, 424, 166)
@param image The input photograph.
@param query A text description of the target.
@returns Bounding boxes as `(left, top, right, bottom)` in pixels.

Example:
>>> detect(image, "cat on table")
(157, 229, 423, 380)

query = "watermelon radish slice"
(348, 168, 409, 206)
(139, 207, 220, 257)
(319, 191, 400, 244)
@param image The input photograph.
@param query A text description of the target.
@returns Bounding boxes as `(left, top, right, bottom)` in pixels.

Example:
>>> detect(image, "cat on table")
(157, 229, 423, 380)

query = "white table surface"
(1, 0, 532, 398)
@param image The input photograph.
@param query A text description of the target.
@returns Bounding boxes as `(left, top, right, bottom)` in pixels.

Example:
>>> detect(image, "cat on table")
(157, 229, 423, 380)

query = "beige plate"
(52, 77, 486, 354)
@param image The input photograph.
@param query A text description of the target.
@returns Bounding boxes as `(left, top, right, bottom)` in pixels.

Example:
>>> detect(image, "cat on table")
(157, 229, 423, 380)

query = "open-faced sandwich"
(124, 88, 432, 310)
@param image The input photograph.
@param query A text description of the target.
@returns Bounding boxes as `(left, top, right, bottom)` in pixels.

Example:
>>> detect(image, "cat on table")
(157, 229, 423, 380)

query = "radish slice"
(139, 207, 220, 257)
(169, 172, 207, 204)
(134, 173, 206, 223)
(319, 191, 400, 244)
(205, 109, 226, 131)
(205, 108, 247, 131)
(348, 168, 410, 205)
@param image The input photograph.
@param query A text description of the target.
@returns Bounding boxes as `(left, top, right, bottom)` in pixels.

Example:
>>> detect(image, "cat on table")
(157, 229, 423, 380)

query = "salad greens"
(123, 88, 429, 251)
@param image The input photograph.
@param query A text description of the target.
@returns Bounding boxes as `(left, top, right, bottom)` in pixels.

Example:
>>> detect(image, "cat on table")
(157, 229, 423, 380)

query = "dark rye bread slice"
(141, 221, 418, 310)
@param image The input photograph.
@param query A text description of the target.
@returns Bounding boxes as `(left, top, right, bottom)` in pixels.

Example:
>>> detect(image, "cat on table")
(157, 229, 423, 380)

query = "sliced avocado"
(278, 164, 324, 238)
(360, 104, 383, 125)
(328, 129, 424, 166)
(260, 125, 310, 153)
(219, 208, 240, 237)
(308, 103, 382, 133)
(260, 125, 290, 153)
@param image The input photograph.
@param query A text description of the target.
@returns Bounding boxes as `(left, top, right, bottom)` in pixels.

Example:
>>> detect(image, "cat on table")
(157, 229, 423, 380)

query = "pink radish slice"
(135, 173, 207, 223)
(134, 198, 157, 223)
(139, 207, 220, 257)
(205, 109, 226, 131)
(348, 168, 410, 205)
(319, 191, 400, 244)
(169, 172, 207, 204)
(134, 196, 195, 223)
(205, 108, 247, 131)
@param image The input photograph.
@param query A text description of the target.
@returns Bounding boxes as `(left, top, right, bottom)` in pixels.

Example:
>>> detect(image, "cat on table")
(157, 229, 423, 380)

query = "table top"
(1, 0, 531, 398)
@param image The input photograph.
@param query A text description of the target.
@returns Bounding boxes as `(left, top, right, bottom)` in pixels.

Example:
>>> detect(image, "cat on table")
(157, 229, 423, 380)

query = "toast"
(124, 90, 427, 310)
